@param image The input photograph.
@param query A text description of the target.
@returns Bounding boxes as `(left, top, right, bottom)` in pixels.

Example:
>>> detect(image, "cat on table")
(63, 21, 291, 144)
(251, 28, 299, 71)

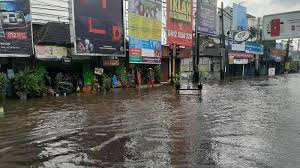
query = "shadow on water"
(0, 74, 300, 167)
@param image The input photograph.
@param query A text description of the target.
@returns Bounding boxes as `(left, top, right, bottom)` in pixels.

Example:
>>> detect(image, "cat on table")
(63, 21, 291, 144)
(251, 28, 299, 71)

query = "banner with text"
(128, 0, 162, 64)
(73, 0, 124, 56)
(263, 11, 300, 40)
(197, 0, 217, 35)
(35, 45, 67, 60)
(167, 0, 193, 47)
(0, 0, 33, 57)
(233, 3, 248, 31)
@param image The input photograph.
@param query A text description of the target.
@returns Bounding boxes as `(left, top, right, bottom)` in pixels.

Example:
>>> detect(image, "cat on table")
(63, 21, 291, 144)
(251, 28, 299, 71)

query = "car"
(0, 11, 27, 29)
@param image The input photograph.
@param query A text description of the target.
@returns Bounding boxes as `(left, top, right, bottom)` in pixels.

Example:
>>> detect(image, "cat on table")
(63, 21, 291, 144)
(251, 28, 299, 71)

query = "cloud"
(218, 0, 300, 17)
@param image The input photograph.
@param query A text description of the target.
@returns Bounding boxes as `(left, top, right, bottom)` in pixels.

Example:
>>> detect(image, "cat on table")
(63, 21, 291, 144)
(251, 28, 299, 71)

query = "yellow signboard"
(128, 13, 162, 41)
(170, 0, 192, 22)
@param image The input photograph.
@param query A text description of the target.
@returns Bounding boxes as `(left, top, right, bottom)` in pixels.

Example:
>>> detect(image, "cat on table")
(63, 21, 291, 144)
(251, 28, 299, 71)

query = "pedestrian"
(112, 75, 118, 88)
(136, 69, 142, 88)
(147, 68, 155, 88)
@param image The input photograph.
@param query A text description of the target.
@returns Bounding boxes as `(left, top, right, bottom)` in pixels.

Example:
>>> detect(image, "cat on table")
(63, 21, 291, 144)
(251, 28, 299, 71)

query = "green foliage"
(14, 66, 48, 96)
(153, 65, 161, 83)
(0, 73, 7, 100)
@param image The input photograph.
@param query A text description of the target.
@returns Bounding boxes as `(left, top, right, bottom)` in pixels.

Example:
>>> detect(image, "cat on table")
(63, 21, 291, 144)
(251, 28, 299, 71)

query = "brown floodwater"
(0, 74, 300, 168)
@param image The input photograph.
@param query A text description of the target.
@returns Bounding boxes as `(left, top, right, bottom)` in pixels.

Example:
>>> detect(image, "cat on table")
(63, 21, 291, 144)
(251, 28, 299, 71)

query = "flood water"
(1, 74, 300, 168)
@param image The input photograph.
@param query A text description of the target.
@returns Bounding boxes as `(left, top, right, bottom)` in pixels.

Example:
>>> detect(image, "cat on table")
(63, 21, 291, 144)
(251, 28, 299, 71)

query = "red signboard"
(229, 52, 254, 59)
(129, 48, 142, 56)
(271, 19, 281, 37)
(166, 0, 193, 47)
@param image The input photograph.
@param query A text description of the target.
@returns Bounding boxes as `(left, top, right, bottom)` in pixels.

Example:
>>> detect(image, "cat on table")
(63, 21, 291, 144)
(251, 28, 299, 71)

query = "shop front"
(229, 52, 255, 76)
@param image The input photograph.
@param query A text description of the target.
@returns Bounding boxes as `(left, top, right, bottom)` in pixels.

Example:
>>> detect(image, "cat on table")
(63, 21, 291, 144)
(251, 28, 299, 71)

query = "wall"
(31, 0, 70, 24)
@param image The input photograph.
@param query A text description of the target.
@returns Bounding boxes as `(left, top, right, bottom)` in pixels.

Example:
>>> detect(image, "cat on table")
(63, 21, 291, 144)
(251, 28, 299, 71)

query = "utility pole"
(195, 30, 200, 83)
(220, 2, 225, 80)
(171, 44, 176, 84)
(284, 39, 291, 73)
(193, 10, 200, 83)
(255, 17, 261, 76)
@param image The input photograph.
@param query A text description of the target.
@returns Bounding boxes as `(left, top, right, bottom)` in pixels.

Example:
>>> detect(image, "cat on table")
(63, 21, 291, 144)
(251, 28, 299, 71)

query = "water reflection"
(0, 74, 300, 167)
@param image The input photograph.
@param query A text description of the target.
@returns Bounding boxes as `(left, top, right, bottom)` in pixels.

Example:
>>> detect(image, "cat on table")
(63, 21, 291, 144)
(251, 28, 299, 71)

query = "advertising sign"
(232, 42, 245, 51)
(268, 68, 276, 77)
(35, 45, 67, 59)
(128, 0, 162, 64)
(233, 31, 251, 42)
(245, 42, 264, 55)
(197, 0, 217, 35)
(228, 52, 254, 59)
(94, 67, 104, 75)
(167, 0, 193, 47)
(270, 49, 286, 62)
(234, 59, 248, 65)
(0, 0, 33, 57)
(73, 0, 124, 56)
(263, 11, 300, 40)
(103, 59, 120, 66)
(233, 3, 248, 31)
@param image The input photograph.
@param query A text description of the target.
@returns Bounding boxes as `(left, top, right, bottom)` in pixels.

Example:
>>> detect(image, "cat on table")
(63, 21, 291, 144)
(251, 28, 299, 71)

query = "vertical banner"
(233, 3, 248, 31)
(167, 0, 193, 47)
(0, 0, 33, 57)
(128, 0, 162, 64)
(197, 0, 217, 35)
(73, 0, 124, 56)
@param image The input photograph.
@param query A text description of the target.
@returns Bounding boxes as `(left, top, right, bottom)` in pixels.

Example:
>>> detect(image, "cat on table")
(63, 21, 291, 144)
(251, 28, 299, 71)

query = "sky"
(218, 0, 300, 17)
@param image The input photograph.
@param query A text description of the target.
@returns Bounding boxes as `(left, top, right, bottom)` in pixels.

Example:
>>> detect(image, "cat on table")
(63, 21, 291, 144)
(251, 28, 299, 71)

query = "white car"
(0, 11, 27, 29)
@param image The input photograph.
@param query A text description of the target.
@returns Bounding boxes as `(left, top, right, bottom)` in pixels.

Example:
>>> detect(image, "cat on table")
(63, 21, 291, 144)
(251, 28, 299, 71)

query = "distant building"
(216, 6, 257, 37)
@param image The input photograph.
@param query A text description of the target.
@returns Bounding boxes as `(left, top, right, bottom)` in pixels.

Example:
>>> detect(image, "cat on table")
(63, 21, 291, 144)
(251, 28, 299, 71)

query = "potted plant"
(14, 66, 48, 100)
(0, 73, 7, 103)
(15, 69, 30, 100)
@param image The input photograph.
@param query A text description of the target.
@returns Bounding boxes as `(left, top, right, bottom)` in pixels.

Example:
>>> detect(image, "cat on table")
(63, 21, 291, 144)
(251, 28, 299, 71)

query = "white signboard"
(268, 68, 276, 77)
(94, 68, 104, 75)
(263, 11, 300, 40)
(232, 42, 246, 51)
(234, 59, 248, 65)
(35, 45, 67, 59)
(234, 31, 251, 42)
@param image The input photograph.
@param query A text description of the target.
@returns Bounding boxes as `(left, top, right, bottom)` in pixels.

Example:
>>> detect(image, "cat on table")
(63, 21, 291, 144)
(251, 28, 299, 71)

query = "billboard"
(263, 11, 300, 40)
(197, 0, 217, 35)
(0, 0, 33, 57)
(233, 3, 248, 31)
(270, 49, 286, 62)
(245, 42, 264, 55)
(167, 0, 193, 47)
(73, 0, 124, 56)
(128, 0, 162, 64)
(35, 45, 67, 60)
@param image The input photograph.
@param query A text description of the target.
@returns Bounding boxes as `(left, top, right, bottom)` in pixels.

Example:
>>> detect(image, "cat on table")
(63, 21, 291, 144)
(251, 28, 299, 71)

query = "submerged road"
(0, 74, 300, 168)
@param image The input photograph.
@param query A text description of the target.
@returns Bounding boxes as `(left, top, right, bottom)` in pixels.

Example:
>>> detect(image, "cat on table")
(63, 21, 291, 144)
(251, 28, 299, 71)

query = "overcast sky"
(218, 0, 300, 17)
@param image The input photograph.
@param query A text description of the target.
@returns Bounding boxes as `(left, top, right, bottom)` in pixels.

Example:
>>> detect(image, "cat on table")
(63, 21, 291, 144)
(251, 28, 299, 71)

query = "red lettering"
(102, 0, 106, 8)
(112, 26, 121, 41)
(88, 17, 106, 35)
(5, 32, 27, 40)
